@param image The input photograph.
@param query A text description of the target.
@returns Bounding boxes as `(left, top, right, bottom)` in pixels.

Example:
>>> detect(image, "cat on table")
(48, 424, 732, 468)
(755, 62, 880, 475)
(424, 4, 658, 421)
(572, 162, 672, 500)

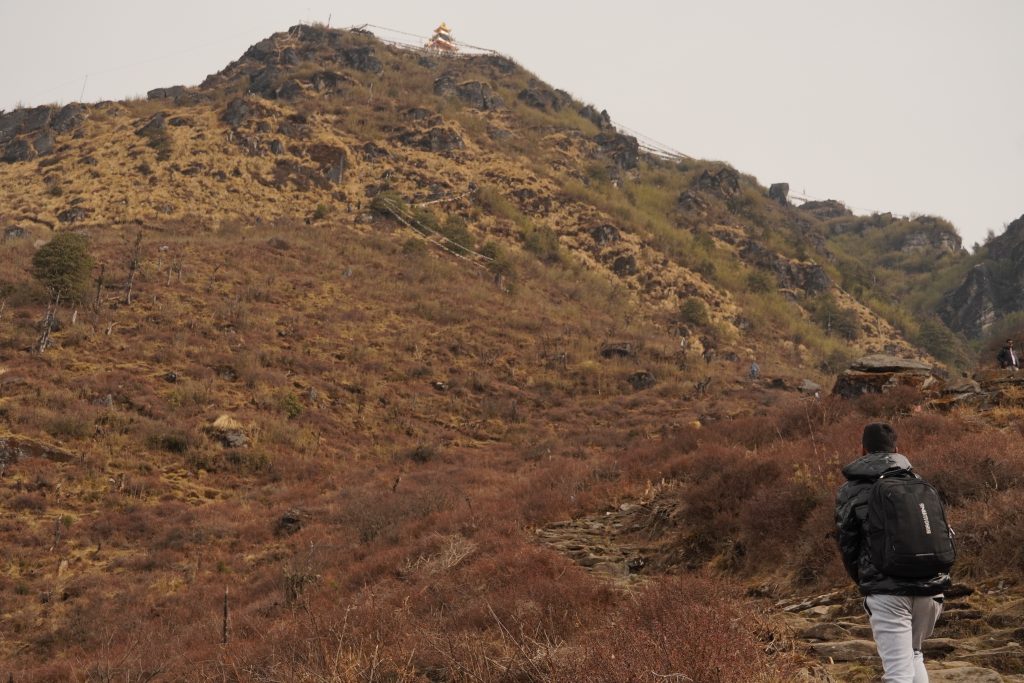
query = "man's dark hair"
(863, 422, 897, 453)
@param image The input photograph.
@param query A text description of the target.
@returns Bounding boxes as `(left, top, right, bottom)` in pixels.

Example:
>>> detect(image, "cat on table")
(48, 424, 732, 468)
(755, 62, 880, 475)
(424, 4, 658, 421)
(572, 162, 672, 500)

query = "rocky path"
(537, 501, 1024, 682)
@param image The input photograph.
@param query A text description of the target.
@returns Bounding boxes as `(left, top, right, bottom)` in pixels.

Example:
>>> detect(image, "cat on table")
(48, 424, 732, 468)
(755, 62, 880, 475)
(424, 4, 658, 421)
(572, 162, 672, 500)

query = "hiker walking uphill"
(835, 423, 956, 683)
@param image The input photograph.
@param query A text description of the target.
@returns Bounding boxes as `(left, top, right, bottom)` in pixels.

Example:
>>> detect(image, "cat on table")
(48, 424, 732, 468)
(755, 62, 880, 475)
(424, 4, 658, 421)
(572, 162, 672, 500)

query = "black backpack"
(866, 471, 956, 578)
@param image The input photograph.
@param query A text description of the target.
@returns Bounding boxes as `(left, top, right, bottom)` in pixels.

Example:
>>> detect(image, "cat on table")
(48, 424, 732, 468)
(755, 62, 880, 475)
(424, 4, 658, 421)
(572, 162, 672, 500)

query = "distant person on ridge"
(997, 339, 1019, 371)
(835, 423, 955, 683)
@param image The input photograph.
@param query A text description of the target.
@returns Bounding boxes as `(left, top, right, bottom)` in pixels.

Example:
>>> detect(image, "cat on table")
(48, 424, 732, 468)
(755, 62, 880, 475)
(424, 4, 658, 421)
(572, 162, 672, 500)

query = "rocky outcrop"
(694, 168, 740, 198)
(449, 81, 503, 110)
(740, 240, 831, 294)
(517, 87, 571, 111)
(768, 182, 789, 205)
(832, 355, 934, 398)
(578, 105, 612, 130)
(939, 214, 1024, 337)
(594, 132, 639, 170)
(396, 127, 464, 154)
(797, 199, 852, 220)
(899, 228, 962, 255)
(1, 103, 86, 163)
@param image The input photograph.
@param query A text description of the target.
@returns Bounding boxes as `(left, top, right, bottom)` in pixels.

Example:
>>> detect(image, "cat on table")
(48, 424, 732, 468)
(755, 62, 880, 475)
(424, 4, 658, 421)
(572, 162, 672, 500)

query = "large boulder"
(740, 240, 831, 294)
(768, 182, 789, 205)
(517, 87, 572, 111)
(50, 103, 87, 133)
(832, 355, 934, 398)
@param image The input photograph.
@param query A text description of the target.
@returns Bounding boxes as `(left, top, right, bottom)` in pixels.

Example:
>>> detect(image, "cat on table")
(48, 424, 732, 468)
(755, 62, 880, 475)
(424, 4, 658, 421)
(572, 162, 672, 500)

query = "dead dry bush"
(551, 575, 800, 682)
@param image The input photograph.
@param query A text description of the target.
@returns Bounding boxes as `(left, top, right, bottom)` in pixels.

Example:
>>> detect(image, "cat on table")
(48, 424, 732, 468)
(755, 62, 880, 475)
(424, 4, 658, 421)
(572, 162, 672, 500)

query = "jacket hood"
(842, 452, 912, 481)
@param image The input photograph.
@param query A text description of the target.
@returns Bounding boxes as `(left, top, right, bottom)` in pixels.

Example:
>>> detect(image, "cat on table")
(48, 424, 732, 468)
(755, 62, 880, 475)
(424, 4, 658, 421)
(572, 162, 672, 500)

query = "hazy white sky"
(1, 1, 1021, 246)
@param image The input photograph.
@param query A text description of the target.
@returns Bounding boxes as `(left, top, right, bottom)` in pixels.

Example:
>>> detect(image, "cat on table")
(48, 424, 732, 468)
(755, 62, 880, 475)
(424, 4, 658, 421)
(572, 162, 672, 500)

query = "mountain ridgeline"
(1, 23, 1018, 369)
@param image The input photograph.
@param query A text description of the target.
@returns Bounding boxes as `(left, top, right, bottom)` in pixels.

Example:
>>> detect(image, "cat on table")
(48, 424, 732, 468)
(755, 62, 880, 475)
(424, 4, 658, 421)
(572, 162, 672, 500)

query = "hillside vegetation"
(1, 23, 1022, 682)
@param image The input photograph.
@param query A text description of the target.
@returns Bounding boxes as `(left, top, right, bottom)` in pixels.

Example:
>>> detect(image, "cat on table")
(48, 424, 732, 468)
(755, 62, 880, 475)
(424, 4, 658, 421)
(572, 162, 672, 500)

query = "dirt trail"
(537, 501, 1024, 682)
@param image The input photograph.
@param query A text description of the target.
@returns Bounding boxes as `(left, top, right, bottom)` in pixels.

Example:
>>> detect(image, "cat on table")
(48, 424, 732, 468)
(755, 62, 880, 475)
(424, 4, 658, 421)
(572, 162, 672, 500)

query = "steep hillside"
(6, 23, 1024, 682)
(0, 23, 924, 371)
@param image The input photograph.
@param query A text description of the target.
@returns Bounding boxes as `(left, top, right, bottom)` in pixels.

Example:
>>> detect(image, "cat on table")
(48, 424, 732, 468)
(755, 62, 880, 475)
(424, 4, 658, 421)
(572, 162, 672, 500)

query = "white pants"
(865, 594, 944, 683)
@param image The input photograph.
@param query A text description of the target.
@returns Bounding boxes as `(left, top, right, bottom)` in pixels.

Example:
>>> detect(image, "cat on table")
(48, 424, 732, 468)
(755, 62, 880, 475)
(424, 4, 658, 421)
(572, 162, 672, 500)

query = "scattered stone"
(799, 379, 823, 395)
(3, 226, 26, 240)
(135, 113, 167, 137)
(276, 509, 303, 536)
(588, 224, 620, 246)
(164, 372, 178, 383)
(808, 639, 877, 662)
(222, 98, 253, 128)
(611, 254, 638, 277)
(800, 623, 850, 642)
(57, 207, 90, 224)
(600, 343, 633, 359)
(677, 191, 709, 213)
(432, 381, 449, 392)
(627, 371, 656, 391)
(0, 436, 76, 465)
(361, 142, 389, 161)
(928, 667, 1004, 683)
(207, 414, 248, 448)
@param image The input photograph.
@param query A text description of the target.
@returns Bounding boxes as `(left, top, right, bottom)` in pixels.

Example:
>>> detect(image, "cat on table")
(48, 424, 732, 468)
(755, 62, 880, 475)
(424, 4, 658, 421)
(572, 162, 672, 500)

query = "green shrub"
(746, 271, 774, 293)
(438, 214, 474, 254)
(523, 225, 560, 263)
(31, 232, 94, 302)
(679, 297, 710, 326)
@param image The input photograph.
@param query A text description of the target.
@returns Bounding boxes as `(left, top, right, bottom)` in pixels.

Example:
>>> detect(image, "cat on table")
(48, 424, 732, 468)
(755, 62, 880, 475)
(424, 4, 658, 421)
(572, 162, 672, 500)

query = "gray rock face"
(900, 229, 962, 255)
(578, 104, 612, 130)
(339, 46, 382, 73)
(517, 87, 571, 111)
(740, 240, 831, 294)
(2, 137, 35, 162)
(939, 214, 1024, 338)
(51, 103, 87, 133)
(594, 132, 639, 170)
(395, 127, 464, 154)
(939, 263, 999, 337)
(695, 168, 740, 197)
(222, 98, 254, 127)
(453, 81, 503, 110)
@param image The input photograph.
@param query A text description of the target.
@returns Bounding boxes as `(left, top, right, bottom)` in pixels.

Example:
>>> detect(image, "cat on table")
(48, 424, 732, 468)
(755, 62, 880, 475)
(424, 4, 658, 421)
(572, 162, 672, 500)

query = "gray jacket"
(835, 452, 951, 596)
